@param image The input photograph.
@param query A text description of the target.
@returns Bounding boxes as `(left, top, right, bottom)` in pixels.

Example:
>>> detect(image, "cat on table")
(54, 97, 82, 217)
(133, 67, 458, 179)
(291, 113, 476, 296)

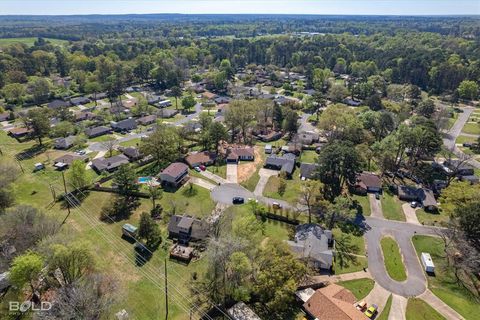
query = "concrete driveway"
(364, 217, 442, 297)
(402, 203, 420, 225)
(253, 168, 278, 196)
(189, 177, 216, 191)
(200, 170, 228, 184)
(226, 163, 238, 183)
(369, 194, 384, 219)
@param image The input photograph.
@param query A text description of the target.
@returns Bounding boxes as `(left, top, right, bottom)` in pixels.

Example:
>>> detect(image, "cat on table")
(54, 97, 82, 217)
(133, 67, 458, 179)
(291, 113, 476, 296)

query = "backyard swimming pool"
(137, 176, 160, 186)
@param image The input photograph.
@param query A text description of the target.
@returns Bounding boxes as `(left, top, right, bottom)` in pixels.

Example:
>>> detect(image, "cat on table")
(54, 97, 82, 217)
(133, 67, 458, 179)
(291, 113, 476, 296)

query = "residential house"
(75, 111, 96, 122)
(227, 302, 262, 320)
(89, 92, 107, 101)
(147, 95, 161, 105)
(157, 100, 172, 108)
(295, 131, 319, 146)
(47, 99, 70, 109)
(281, 142, 302, 156)
(70, 96, 91, 106)
(301, 284, 366, 320)
(91, 155, 130, 173)
(343, 98, 362, 107)
(202, 91, 217, 100)
(0, 112, 10, 122)
(54, 136, 76, 149)
(226, 147, 255, 163)
(459, 175, 479, 184)
(136, 114, 157, 126)
(214, 96, 230, 104)
(299, 163, 319, 180)
(122, 98, 138, 109)
(398, 185, 438, 211)
(286, 224, 334, 270)
(185, 151, 217, 168)
(158, 109, 178, 118)
(121, 147, 142, 161)
(353, 172, 382, 194)
(111, 118, 137, 132)
(159, 162, 189, 187)
(85, 126, 111, 138)
(167, 215, 209, 244)
(265, 153, 296, 176)
(257, 131, 282, 142)
(443, 160, 475, 177)
(8, 127, 32, 138)
(53, 153, 88, 170)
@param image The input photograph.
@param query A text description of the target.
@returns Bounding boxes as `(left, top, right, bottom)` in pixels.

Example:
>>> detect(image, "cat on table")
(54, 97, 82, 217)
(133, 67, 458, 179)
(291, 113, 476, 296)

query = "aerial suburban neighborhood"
(0, 2, 479, 320)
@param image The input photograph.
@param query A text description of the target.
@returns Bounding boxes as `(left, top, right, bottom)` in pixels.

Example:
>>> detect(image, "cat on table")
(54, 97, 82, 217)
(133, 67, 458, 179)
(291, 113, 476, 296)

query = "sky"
(0, 0, 479, 16)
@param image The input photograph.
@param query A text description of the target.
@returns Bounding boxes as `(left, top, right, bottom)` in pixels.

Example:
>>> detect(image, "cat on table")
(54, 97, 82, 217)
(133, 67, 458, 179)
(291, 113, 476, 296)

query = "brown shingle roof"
(161, 162, 188, 178)
(304, 284, 367, 320)
(185, 151, 216, 167)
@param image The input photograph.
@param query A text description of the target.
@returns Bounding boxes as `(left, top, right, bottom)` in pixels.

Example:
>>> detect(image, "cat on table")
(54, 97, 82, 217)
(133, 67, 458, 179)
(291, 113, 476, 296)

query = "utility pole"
(61, 171, 71, 225)
(165, 258, 169, 320)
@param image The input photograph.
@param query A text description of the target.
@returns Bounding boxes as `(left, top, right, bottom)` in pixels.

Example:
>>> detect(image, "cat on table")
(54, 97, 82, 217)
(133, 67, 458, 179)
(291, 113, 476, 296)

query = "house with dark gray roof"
(299, 163, 319, 180)
(136, 114, 157, 126)
(265, 153, 296, 176)
(160, 162, 189, 187)
(398, 185, 438, 211)
(120, 147, 142, 161)
(47, 99, 70, 109)
(286, 224, 334, 270)
(91, 155, 129, 173)
(111, 118, 137, 132)
(70, 96, 91, 106)
(168, 215, 209, 244)
(158, 109, 179, 118)
(85, 126, 111, 138)
(54, 136, 76, 149)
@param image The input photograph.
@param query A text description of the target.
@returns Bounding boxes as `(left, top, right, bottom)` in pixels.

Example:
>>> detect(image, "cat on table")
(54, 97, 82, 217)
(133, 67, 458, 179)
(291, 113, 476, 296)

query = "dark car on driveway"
(232, 197, 244, 204)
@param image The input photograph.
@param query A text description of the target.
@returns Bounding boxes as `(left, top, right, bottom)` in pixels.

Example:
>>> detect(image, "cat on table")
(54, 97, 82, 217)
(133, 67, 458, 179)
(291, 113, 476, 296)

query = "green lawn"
(406, 298, 446, 320)
(380, 237, 407, 282)
(332, 228, 366, 255)
(334, 256, 368, 275)
(299, 150, 318, 163)
(352, 194, 371, 216)
(376, 294, 392, 320)
(456, 135, 478, 145)
(263, 174, 303, 204)
(338, 278, 375, 300)
(119, 138, 142, 148)
(381, 193, 406, 221)
(89, 134, 118, 143)
(415, 209, 450, 227)
(207, 164, 227, 179)
(0, 37, 69, 47)
(412, 235, 480, 319)
(461, 123, 480, 135)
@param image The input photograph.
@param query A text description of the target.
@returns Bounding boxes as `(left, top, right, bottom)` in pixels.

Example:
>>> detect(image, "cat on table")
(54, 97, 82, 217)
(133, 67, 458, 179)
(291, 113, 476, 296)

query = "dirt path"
(237, 147, 263, 183)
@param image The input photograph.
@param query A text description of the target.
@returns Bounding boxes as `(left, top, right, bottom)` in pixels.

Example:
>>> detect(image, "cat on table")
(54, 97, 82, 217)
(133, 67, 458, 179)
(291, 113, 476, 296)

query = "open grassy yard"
(119, 137, 142, 148)
(0, 37, 69, 47)
(89, 134, 118, 142)
(380, 237, 407, 281)
(381, 192, 406, 221)
(406, 298, 446, 320)
(334, 256, 368, 275)
(415, 209, 449, 227)
(207, 163, 227, 179)
(338, 278, 375, 300)
(299, 150, 318, 163)
(376, 294, 392, 320)
(456, 135, 478, 145)
(461, 123, 480, 135)
(351, 194, 371, 216)
(412, 235, 480, 319)
(263, 173, 303, 204)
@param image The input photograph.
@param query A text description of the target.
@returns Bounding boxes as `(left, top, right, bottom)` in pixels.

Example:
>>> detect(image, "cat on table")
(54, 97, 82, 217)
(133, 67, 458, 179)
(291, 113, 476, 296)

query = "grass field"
(0, 37, 69, 47)
(207, 164, 227, 179)
(456, 135, 478, 145)
(338, 278, 375, 300)
(406, 298, 446, 320)
(381, 193, 406, 221)
(380, 237, 407, 281)
(412, 236, 480, 319)
(461, 123, 480, 135)
(352, 194, 371, 216)
(119, 138, 142, 148)
(376, 294, 392, 320)
(335, 256, 368, 275)
(299, 150, 318, 163)
(263, 174, 303, 204)
(415, 209, 449, 226)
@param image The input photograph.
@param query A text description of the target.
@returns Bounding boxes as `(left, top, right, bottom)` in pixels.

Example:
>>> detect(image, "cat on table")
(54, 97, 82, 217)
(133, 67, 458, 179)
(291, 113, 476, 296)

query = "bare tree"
(101, 137, 118, 158)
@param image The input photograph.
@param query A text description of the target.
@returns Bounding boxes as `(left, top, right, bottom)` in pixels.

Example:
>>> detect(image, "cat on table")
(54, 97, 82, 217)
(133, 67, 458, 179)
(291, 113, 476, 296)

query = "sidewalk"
(309, 270, 372, 284)
(390, 294, 407, 320)
(418, 290, 464, 320)
(189, 176, 217, 191)
(363, 283, 391, 315)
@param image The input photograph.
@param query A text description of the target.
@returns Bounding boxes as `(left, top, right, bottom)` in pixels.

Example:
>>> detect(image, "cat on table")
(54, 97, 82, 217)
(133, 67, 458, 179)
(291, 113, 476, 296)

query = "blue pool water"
(138, 177, 152, 183)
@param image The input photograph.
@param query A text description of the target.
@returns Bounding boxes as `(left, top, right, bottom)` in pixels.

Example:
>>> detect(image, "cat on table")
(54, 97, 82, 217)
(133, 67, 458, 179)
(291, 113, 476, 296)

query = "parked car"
(375, 193, 380, 200)
(232, 197, 244, 204)
(364, 304, 378, 318)
(194, 166, 201, 172)
(356, 300, 367, 311)
(76, 150, 86, 155)
(410, 201, 418, 208)
(272, 202, 282, 209)
(199, 165, 206, 171)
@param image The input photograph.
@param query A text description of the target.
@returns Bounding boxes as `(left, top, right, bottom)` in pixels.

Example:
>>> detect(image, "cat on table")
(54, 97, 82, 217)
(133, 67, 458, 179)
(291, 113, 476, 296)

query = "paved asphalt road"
(211, 183, 292, 209)
(442, 106, 480, 168)
(87, 103, 203, 152)
(364, 216, 443, 297)
(298, 112, 318, 133)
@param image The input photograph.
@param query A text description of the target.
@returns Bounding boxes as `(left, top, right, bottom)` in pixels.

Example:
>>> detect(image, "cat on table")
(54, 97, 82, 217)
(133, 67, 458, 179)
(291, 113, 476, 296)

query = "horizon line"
(1, 13, 479, 17)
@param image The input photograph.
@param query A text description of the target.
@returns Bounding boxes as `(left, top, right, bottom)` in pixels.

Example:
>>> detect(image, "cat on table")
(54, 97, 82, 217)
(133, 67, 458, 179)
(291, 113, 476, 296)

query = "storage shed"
(122, 224, 138, 239)
(421, 252, 435, 273)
